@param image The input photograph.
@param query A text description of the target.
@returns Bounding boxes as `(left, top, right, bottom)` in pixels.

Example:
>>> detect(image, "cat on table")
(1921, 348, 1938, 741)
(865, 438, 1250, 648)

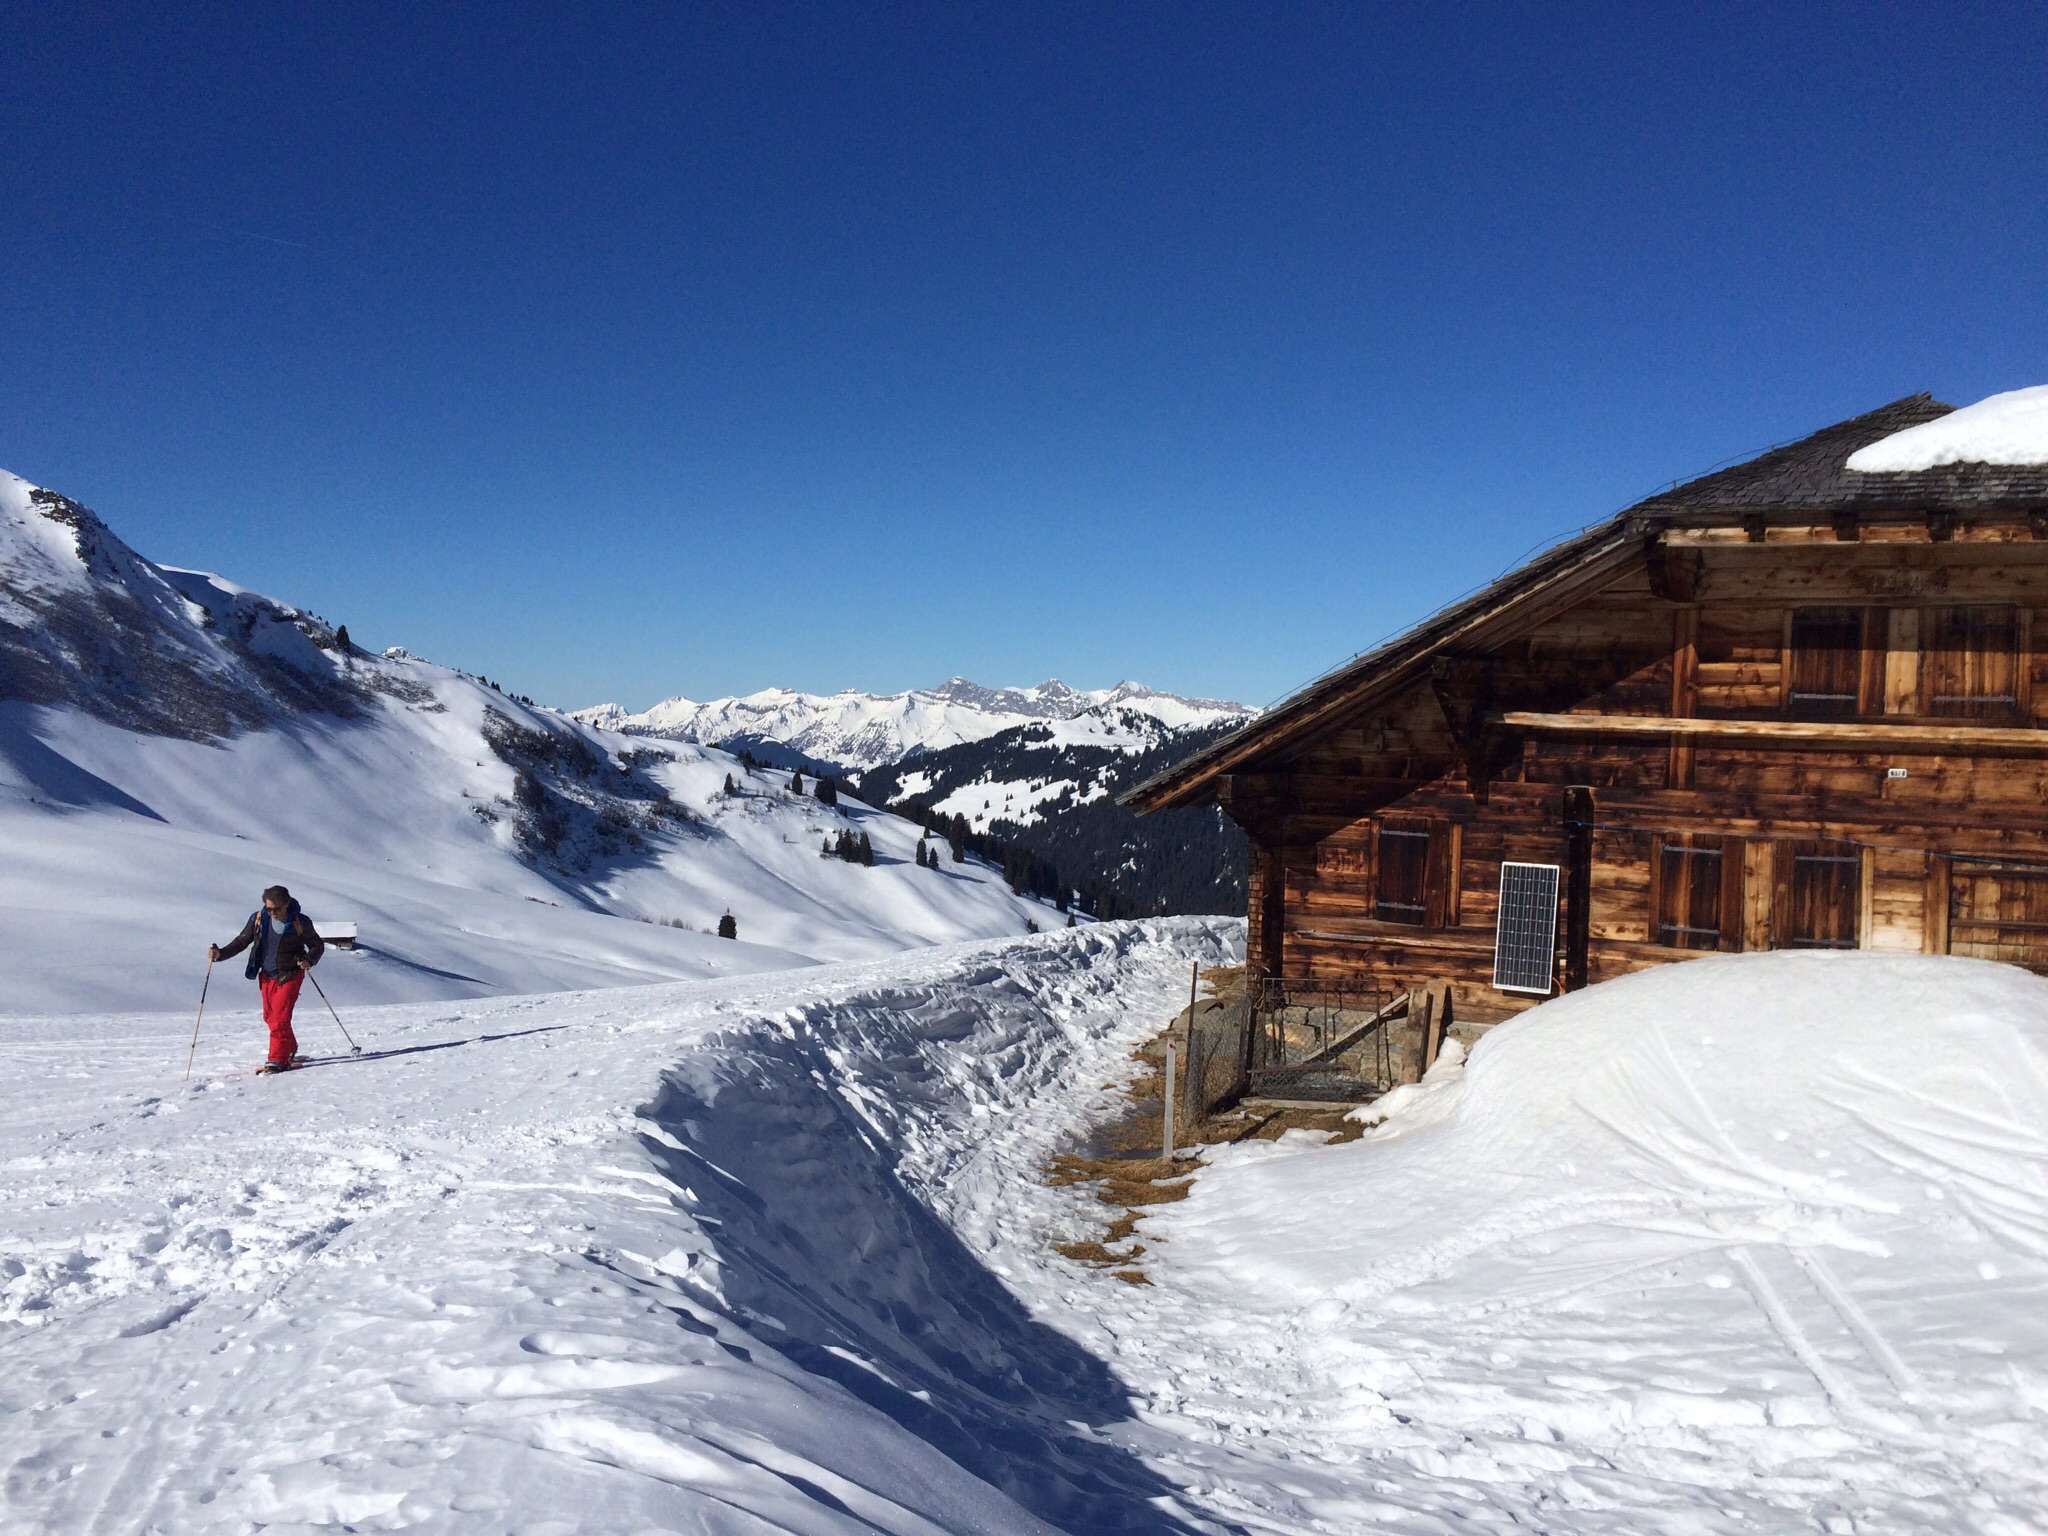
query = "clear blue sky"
(4, 4, 2042, 712)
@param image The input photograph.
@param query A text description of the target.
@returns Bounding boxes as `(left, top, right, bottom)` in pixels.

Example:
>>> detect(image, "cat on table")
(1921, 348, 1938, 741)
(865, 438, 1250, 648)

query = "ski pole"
(306, 971, 362, 1054)
(184, 957, 214, 1082)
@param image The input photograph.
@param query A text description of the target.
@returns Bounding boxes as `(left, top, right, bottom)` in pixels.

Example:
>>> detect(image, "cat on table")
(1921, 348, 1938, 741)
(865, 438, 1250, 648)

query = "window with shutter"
(1787, 607, 1864, 719)
(1785, 840, 1860, 950)
(1374, 821, 1431, 925)
(1925, 605, 2018, 718)
(1656, 836, 1724, 950)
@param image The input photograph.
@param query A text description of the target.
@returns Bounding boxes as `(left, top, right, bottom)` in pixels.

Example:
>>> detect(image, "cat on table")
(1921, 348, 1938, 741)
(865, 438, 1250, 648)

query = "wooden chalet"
(1126, 393, 2048, 1039)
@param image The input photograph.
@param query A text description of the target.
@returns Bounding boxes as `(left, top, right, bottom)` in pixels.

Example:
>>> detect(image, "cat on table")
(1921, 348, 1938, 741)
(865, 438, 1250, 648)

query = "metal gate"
(1241, 976, 1395, 1103)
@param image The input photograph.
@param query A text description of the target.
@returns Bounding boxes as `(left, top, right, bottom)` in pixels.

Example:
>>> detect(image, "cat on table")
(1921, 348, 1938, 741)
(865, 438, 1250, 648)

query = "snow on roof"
(1846, 383, 2048, 472)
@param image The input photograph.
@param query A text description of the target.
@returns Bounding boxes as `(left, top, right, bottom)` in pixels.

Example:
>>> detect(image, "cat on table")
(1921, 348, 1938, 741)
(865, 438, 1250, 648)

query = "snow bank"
(1124, 952, 2048, 1531)
(1847, 383, 2048, 471)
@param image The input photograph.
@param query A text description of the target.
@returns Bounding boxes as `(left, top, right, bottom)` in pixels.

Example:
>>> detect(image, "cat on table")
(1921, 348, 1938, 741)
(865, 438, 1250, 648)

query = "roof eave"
(1121, 516, 1638, 814)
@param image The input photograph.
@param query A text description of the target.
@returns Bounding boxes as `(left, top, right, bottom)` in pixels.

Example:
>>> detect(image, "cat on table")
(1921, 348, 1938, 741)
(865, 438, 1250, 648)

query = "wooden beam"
(1488, 710, 2048, 755)
(1884, 607, 1921, 715)
(1925, 853, 1951, 955)
(1563, 786, 1594, 991)
(1667, 608, 1698, 789)
(1121, 528, 1643, 812)
(1742, 839, 1774, 951)
(1644, 540, 1703, 602)
(1430, 656, 1501, 801)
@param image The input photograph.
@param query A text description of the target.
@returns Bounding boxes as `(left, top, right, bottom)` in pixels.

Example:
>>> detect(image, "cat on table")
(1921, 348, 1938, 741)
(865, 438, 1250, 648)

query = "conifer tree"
(858, 831, 874, 866)
(335, 624, 351, 652)
(916, 840, 929, 868)
(816, 776, 838, 806)
(724, 773, 738, 796)
(717, 912, 737, 940)
(790, 770, 804, 795)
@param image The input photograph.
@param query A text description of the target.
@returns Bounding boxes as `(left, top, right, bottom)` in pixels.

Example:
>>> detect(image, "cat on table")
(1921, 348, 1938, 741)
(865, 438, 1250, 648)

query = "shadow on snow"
(634, 1040, 1227, 1535)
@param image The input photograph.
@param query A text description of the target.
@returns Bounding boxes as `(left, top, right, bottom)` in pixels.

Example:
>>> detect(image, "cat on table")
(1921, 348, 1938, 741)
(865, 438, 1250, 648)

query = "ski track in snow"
(6, 933, 2048, 1534)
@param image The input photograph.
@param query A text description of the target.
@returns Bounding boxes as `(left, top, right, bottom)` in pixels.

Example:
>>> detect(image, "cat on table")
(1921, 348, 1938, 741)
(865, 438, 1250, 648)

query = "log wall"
(1250, 525, 2048, 1024)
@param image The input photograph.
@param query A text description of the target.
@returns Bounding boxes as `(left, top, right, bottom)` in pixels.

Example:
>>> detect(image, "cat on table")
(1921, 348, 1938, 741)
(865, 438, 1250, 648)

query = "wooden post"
(1668, 607, 1698, 790)
(1742, 838, 1775, 952)
(1162, 1044, 1176, 1161)
(1401, 986, 1432, 1084)
(1924, 854, 1952, 955)
(1563, 786, 1594, 992)
(1421, 978, 1452, 1073)
(1884, 608, 1921, 716)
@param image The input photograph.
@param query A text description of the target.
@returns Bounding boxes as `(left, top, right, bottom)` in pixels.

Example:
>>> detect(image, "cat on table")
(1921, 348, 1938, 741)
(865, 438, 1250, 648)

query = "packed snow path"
(1, 922, 1237, 1533)
(5, 931, 2048, 1533)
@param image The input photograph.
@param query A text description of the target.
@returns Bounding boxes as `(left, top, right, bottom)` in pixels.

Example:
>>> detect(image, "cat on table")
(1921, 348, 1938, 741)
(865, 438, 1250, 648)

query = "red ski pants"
(259, 972, 304, 1065)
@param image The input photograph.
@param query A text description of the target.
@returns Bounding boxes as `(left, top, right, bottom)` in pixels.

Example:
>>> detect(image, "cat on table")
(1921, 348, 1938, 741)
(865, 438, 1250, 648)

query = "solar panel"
(1493, 862, 1560, 995)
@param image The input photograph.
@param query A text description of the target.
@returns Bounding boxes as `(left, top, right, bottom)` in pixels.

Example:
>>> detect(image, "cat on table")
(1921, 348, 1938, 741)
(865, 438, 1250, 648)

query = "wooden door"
(1948, 861, 2048, 970)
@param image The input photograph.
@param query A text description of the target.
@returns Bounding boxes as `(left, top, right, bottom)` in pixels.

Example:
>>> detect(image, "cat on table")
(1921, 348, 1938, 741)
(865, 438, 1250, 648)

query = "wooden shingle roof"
(1123, 392, 2048, 814)
(1627, 393, 2048, 523)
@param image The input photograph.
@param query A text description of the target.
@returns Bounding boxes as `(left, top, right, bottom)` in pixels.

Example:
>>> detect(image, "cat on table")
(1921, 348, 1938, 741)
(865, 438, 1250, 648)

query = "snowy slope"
(0, 471, 1063, 1015)
(6, 933, 2048, 1534)
(856, 718, 1251, 918)
(574, 678, 1251, 773)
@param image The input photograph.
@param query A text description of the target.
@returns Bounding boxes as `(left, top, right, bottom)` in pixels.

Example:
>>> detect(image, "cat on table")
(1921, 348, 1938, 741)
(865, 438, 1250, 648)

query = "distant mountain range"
(572, 678, 1252, 774)
(573, 679, 1258, 918)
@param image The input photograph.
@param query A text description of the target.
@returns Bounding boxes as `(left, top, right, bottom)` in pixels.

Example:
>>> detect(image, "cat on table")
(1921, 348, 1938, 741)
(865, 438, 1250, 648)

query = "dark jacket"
(217, 902, 325, 982)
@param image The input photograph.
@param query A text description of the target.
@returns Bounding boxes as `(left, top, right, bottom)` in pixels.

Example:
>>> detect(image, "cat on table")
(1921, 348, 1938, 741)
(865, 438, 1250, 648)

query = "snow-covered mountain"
(574, 676, 1252, 773)
(858, 716, 1251, 918)
(0, 470, 1065, 1014)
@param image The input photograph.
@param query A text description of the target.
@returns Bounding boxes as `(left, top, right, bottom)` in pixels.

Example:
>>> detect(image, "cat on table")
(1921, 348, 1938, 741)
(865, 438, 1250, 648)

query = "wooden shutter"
(1374, 820, 1431, 925)
(1785, 840, 1861, 949)
(1787, 608, 1864, 719)
(1947, 860, 2048, 969)
(1654, 834, 1726, 951)
(1925, 605, 2019, 719)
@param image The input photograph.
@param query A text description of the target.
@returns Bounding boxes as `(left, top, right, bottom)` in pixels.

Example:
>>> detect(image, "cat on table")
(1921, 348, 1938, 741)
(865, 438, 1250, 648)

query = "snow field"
(924, 775, 1107, 832)
(0, 920, 1237, 1534)
(9, 926, 2048, 1534)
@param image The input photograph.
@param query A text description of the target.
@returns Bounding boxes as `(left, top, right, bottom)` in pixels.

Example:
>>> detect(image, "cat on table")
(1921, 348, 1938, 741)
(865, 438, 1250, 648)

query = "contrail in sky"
(165, 213, 309, 250)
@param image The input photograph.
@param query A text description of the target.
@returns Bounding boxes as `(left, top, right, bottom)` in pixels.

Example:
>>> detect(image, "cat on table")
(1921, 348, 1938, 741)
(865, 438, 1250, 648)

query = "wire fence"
(1182, 977, 1401, 1120)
